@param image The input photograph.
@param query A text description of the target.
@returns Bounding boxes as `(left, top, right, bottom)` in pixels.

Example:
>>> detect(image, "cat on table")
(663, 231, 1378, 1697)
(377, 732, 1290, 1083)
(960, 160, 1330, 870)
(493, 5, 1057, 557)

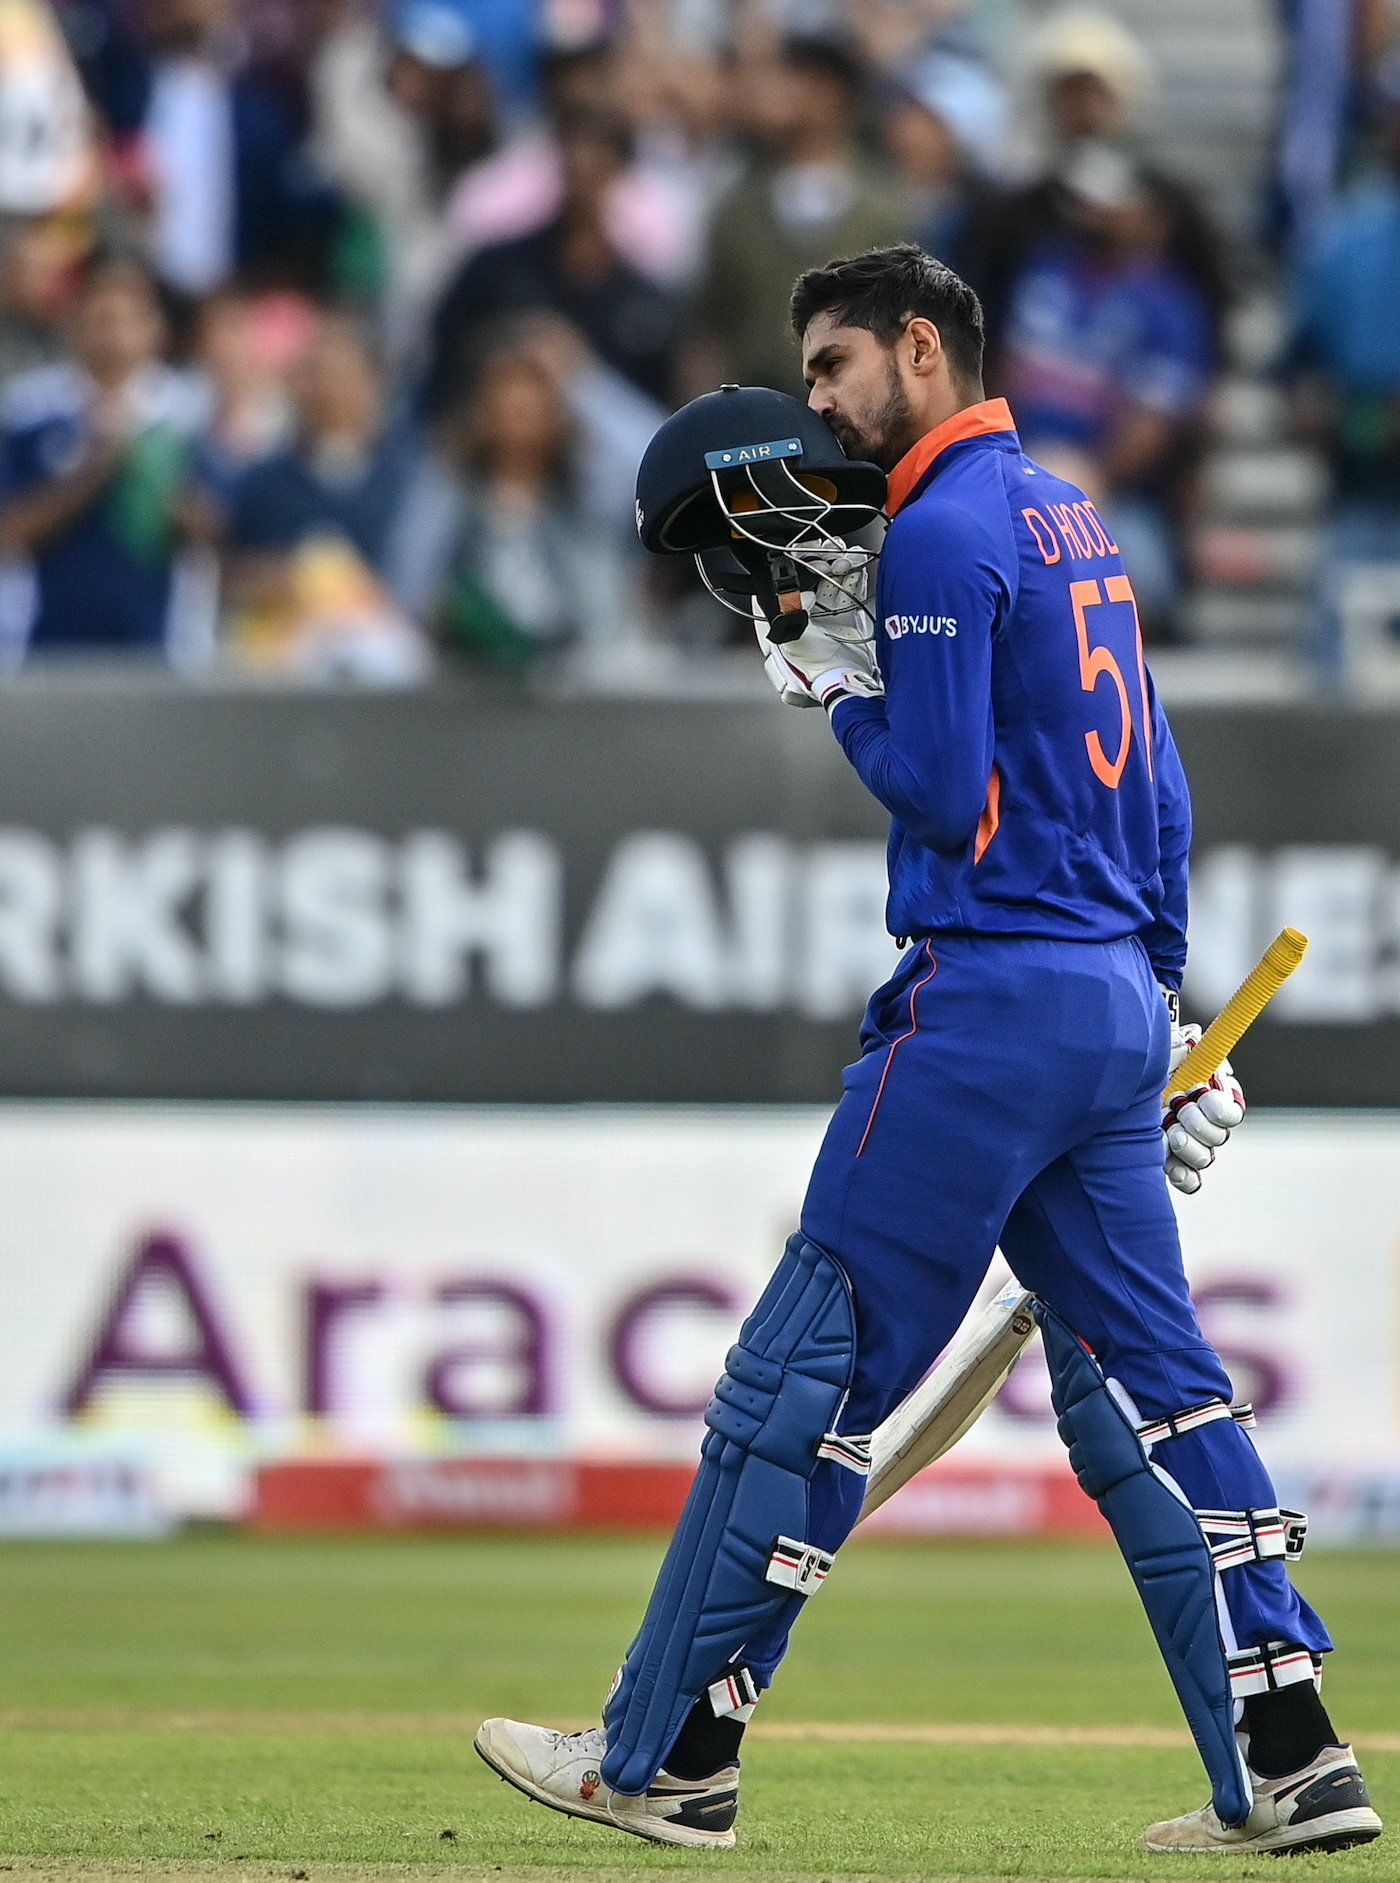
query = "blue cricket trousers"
(743, 931, 1329, 1684)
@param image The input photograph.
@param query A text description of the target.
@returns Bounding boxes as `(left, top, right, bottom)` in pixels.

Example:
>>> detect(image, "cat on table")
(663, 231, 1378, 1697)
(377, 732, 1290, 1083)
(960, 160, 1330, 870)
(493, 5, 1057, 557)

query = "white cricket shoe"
(474, 1717, 739, 1849)
(1145, 1744, 1382, 1855)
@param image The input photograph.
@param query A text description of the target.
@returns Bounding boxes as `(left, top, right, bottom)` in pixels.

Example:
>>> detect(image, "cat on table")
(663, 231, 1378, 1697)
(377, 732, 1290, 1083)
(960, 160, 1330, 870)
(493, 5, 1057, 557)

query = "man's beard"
(832, 361, 915, 471)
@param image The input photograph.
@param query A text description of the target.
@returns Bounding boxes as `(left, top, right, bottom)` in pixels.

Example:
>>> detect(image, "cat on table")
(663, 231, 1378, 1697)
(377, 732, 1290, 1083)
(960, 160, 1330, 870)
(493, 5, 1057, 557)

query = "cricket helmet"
(634, 385, 886, 637)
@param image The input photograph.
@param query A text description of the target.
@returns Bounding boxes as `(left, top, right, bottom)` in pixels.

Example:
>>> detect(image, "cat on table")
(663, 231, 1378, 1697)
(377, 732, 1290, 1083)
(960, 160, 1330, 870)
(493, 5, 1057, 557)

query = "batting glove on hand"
(1162, 1020, 1246, 1195)
(753, 551, 883, 711)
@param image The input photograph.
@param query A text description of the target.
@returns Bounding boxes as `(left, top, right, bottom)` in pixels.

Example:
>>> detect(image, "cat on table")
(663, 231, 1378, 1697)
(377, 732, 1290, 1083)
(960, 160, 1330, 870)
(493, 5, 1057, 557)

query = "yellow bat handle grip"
(1163, 928, 1308, 1100)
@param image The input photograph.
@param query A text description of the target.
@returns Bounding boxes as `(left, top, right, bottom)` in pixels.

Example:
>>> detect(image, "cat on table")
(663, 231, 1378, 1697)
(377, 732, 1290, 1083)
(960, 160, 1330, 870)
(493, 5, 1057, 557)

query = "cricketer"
(475, 244, 1381, 1857)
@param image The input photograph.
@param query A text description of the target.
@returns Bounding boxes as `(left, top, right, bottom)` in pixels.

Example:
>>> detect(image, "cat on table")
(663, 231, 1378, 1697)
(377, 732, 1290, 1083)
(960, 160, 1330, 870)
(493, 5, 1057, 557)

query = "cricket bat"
(858, 927, 1310, 1524)
(1161, 927, 1308, 1101)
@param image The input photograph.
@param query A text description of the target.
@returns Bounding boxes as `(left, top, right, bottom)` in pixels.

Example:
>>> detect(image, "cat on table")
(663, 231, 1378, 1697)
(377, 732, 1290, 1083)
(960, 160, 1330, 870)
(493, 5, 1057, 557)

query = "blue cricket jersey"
(831, 398, 1191, 988)
(0, 364, 198, 655)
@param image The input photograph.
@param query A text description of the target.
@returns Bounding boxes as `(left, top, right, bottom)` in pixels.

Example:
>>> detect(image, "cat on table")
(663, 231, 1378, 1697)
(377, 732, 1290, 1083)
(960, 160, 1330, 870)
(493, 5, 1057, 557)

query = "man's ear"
(904, 316, 943, 377)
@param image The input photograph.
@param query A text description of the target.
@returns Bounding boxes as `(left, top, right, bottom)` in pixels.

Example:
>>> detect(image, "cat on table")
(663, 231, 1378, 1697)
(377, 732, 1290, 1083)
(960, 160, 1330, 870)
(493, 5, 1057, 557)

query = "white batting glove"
(753, 550, 883, 711)
(763, 634, 885, 710)
(1162, 1019, 1246, 1196)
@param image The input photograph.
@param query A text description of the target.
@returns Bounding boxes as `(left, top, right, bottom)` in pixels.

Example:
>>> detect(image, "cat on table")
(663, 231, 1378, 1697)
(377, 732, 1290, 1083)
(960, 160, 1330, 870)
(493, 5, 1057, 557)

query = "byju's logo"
(884, 614, 958, 639)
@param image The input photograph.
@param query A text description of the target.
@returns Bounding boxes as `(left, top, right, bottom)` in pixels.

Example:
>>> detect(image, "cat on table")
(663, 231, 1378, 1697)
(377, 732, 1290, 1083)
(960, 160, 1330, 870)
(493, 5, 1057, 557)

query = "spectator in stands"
(965, 8, 1229, 377)
(0, 219, 73, 386)
(443, 31, 722, 291)
(425, 106, 683, 412)
(1289, 50, 1400, 680)
(998, 145, 1217, 637)
(415, 0, 542, 124)
(881, 49, 1007, 273)
(224, 311, 427, 681)
(692, 31, 904, 395)
(0, 257, 205, 662)
(191, 289, 297, 497)
(85, 0, 338, 304)
(605, 19, 732, 287)
(1268, 0, 1393, 258)
(311, 0, 501, 356)
(389, 339, 583, 672)
(390, 315, 661, 675)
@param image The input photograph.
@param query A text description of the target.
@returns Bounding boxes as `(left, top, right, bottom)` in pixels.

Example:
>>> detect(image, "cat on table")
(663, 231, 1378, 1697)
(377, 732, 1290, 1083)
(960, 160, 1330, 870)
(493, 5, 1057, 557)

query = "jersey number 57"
(1071, 575, 1153, 790)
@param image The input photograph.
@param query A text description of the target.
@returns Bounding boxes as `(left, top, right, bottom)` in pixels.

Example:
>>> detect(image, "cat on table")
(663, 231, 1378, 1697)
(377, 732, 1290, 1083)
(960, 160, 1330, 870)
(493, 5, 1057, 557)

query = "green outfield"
(1, 1533, 1397, 1882)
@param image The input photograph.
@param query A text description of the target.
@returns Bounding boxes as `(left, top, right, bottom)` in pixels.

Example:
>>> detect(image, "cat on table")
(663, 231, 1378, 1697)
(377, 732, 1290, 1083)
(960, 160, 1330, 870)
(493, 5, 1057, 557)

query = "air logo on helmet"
(634, 385, 886, 625)
(703, 438, 805, 470)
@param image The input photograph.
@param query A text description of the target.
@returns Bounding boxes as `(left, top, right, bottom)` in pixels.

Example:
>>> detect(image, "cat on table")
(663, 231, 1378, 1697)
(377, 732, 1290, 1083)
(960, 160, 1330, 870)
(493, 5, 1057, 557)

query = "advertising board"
(4, 1105, 1395, 1533)
(0, 692, 1396, 1103)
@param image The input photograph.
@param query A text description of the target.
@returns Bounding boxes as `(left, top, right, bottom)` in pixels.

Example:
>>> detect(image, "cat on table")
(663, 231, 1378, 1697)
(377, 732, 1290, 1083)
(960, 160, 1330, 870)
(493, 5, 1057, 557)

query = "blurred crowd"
(1280, 1, 1400, 680)
(0, 0, 1391, 684)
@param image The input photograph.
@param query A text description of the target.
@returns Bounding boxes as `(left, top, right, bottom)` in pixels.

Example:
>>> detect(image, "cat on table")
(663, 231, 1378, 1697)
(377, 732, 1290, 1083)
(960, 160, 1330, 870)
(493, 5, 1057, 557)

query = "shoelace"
(547, 1727, 608, 1757)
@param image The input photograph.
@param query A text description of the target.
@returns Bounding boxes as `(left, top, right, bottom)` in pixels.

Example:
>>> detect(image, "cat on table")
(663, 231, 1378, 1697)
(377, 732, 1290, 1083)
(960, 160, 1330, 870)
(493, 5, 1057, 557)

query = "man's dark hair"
(779, 31, 866, 103)
(555, 103, 634, 167)
(789, 243, 986, 391)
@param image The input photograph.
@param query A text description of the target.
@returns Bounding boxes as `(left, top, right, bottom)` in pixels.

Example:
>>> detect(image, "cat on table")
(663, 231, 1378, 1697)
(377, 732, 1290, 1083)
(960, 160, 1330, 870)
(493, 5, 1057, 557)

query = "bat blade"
(859, 1281, 1037, 1523)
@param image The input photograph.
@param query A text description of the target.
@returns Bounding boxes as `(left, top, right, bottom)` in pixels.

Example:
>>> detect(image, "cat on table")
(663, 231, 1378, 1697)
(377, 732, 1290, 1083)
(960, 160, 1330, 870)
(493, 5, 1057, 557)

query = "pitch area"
(1, 1534, 1396, 1880)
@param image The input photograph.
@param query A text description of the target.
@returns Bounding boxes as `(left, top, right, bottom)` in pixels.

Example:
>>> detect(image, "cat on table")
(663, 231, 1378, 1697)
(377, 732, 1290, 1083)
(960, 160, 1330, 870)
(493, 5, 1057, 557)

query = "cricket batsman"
(475, 245, 1381, 1856)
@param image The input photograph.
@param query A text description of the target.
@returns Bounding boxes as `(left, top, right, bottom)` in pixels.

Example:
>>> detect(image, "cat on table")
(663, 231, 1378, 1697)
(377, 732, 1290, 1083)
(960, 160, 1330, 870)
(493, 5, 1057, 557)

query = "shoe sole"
(473, 1730, 736, 1851)
(1145, 1807, 1383, 1856)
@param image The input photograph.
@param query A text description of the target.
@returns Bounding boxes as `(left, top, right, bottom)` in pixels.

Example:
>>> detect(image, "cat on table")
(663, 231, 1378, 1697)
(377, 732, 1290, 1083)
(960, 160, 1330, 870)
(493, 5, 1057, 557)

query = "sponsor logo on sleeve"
(884, 615, 958, 639)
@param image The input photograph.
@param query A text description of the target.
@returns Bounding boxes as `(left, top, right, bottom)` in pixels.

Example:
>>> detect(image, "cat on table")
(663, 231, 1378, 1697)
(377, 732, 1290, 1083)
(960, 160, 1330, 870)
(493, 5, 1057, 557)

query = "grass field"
(1, 1533, 1397, 1883)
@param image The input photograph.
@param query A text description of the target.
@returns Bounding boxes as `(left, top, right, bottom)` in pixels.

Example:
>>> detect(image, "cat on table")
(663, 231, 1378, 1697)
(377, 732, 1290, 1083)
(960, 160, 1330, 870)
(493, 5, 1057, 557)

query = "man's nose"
(807, 384, 834, 417)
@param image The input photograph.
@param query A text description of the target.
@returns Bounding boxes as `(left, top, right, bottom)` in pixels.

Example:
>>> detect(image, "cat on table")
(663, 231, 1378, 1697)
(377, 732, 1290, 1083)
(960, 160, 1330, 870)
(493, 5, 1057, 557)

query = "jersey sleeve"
(830, 495, 1012, 853)
(1143, 675, 1192, 990)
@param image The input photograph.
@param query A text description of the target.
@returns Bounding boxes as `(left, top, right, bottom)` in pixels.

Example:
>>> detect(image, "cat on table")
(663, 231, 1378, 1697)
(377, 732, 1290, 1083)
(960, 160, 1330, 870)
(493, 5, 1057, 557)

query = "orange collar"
(885, 398, 1016, 516)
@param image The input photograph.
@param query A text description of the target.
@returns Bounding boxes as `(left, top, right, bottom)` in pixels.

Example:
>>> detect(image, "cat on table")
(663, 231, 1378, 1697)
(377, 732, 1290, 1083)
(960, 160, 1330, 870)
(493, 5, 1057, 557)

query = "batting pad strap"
(766, 1536, 834, 1595)
(1198, 1507, 1308, 1572)
(817, 1430, 872, 1475)
(1135, 1399, 1255, 1447)
(1229, 1641, 1323, 1699)
(708, 1667, 760, 1721)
